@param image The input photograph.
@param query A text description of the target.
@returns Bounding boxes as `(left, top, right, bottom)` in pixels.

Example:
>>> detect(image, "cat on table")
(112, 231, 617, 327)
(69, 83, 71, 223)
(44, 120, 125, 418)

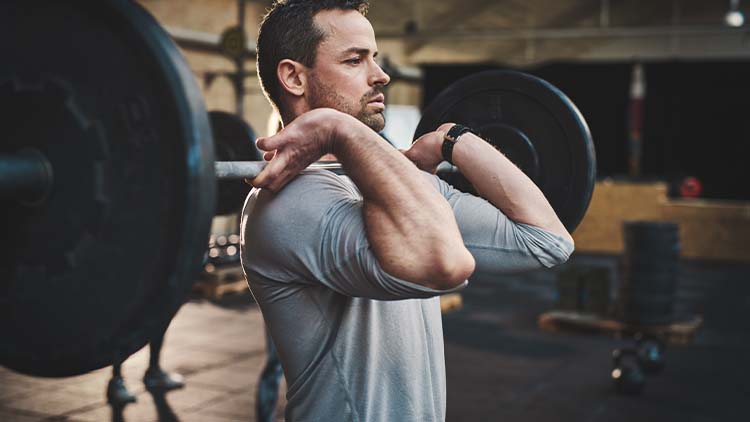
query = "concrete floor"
(1, 254, 748, 421)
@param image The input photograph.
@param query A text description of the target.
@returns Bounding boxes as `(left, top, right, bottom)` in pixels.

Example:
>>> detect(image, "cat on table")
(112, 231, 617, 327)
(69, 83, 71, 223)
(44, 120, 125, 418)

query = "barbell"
(0, 0, 595, 377)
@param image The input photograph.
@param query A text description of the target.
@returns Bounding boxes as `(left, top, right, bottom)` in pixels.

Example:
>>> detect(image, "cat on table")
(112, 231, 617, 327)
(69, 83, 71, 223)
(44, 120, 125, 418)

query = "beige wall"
(573, 181, 750, 262)
(139, 0, 263, 36)
(138, 0, 274, 134)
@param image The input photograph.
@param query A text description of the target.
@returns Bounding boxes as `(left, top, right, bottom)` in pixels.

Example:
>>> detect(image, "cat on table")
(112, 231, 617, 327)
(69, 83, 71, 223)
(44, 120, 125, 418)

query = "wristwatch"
(441, 124, 474, 165)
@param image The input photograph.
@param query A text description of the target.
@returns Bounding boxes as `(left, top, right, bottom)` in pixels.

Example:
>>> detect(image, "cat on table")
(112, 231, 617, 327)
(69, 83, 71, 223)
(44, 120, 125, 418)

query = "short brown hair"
(256, 0, 370, 114)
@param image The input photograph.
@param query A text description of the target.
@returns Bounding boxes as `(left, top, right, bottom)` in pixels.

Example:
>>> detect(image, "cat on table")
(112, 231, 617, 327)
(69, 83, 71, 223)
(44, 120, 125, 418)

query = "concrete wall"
(573, 181, 750, 262)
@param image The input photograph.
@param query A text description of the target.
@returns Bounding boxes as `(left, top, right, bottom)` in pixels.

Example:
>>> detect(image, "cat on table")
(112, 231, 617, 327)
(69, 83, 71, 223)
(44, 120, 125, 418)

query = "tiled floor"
(0, 294, 286, 422)
(1, 254, 748, 421)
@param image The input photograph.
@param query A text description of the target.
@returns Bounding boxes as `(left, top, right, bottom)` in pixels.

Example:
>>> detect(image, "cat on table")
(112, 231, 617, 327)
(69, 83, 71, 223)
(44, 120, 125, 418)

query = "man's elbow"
(563, 232, 575, 251)
(428, 249, 475, 290)
(537, 220, 575, 266)
(548, 236, 575, 267)
(514, 222, 576, 269)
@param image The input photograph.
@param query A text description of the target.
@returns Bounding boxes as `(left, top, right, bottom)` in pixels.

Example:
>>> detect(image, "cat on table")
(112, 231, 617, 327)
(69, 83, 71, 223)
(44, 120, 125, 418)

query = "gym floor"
(1, 254, 748, 422)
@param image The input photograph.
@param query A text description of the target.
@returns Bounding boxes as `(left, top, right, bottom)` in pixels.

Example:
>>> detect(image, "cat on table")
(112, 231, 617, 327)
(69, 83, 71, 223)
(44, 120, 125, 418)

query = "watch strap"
(441, 124, 473, 165)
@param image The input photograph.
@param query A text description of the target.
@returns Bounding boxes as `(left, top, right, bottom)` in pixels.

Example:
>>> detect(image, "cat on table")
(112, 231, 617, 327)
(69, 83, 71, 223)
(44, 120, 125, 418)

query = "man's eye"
(346, 58, 362, 64)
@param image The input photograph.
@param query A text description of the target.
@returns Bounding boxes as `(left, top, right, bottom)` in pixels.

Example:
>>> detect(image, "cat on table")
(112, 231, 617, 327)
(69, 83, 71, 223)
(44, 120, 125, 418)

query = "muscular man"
(241, 1, 574, 421)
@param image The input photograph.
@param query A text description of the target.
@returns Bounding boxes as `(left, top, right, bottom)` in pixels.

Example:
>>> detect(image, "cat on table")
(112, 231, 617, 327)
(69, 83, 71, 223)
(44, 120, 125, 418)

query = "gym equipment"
(0, 0, 596, 377)
(635, 333, 666, 375)
(1, 0, 215, 377)
(209, 110, 262, 215)
(414, 70, 596, 233)
(618, 221, 680, 325)
(612, 348, 646, 395)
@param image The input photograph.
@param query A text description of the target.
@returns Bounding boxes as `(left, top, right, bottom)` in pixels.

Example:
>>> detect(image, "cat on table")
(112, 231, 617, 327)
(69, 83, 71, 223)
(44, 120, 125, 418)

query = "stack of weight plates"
(618, 221, 681, 325)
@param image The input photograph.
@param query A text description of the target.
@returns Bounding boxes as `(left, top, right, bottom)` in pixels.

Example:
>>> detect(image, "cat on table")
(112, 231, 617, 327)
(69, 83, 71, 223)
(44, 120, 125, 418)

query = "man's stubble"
(307, 73, 386, 132)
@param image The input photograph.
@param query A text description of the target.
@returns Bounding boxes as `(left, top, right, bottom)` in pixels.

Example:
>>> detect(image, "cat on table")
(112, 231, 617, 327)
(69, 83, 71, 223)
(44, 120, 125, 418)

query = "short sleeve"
(241, 169, 466, 300)
(424, 173, 574, 275)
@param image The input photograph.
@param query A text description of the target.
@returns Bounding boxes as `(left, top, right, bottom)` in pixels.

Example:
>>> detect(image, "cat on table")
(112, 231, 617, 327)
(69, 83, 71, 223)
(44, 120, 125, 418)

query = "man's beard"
(307, 76, 386, 132)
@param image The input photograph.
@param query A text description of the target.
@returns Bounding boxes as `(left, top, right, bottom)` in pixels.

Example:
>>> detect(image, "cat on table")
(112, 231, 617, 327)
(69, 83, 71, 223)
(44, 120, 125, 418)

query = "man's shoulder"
(244, 169, 356, 220)
(240, 169, 357, 280)
(274, 168, 352, 194)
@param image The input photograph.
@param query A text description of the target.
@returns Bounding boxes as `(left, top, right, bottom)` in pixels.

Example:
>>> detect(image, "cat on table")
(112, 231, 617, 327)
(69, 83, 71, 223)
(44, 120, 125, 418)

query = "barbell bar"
(0, 156, 459, 207)
(0, 153, 336, 202)
(214, 160, 339, 180)
(0, 150, 446, 201)
(0, 154, 527, 205)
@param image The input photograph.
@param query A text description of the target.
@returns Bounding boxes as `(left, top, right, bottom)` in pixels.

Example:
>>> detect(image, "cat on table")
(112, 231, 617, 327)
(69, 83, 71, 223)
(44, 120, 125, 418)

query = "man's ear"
(277, 59, 307, 97)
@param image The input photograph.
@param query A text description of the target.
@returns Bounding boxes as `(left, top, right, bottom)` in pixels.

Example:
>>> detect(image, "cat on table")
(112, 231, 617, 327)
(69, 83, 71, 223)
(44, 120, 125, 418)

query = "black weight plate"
(0, 0, 215, 377)
(209, 111, 261, 215)
(414, 70, 596, 232)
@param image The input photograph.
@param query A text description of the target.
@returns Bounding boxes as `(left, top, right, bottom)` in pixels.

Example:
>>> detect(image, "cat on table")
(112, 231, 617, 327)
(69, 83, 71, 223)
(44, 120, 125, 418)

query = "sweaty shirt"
(240, 169, 573, 422)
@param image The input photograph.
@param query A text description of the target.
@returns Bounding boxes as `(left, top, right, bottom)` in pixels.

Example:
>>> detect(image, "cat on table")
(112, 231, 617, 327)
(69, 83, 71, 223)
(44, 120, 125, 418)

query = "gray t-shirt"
(240, 169, 573, 422)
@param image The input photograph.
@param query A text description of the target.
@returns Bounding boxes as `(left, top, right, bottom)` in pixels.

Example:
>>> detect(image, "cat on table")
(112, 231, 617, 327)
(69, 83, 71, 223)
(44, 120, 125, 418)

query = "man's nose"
(371, 61, 391, 86)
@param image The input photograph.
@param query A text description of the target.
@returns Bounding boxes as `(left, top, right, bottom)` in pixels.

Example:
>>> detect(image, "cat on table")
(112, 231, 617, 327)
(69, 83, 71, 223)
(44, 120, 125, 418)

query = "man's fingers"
(250, 150, 307, 192)
(263, 150, 276, 161)
(256, 135, 281, 152)
(251, 153, 288, 188)
(413, 131, 435, 144)
(260, 163, 299, 193)
(256, 131, 290, 152)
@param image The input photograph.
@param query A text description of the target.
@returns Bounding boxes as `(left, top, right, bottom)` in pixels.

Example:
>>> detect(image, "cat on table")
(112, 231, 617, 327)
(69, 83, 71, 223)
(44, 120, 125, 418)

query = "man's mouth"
(368, 94, 385, 104)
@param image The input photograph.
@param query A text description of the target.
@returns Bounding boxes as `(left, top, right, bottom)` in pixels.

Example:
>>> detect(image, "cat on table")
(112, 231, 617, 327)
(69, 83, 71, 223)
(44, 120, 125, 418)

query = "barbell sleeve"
(0, 150, 53, 203)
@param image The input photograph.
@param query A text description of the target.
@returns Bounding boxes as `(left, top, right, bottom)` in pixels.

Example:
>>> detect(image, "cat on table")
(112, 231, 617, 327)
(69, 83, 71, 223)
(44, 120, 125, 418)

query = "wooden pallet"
(538, 310, 703, 346)
(193, 264, 248, 300)
(440, 293, 463, 314)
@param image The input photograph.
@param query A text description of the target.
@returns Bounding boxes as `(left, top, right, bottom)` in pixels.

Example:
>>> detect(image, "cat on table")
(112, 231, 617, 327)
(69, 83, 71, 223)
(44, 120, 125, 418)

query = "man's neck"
(282, 111, 338, 162)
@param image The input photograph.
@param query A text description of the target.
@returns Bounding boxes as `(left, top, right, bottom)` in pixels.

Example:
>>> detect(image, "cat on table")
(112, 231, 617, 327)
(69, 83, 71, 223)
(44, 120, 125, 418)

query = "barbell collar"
(0, 149, 53, 205)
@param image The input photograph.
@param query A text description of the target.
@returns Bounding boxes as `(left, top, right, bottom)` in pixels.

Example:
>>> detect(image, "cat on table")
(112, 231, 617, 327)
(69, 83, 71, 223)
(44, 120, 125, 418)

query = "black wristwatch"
(441, 124, 474, 165)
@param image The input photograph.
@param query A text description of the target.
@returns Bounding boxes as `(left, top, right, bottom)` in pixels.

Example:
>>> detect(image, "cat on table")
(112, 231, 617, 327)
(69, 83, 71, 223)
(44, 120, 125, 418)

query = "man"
(241, 1, 574, 421)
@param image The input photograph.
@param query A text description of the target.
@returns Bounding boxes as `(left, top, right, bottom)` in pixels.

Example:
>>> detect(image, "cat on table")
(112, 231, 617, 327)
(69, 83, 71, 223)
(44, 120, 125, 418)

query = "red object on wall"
(680, 177, 703, 198)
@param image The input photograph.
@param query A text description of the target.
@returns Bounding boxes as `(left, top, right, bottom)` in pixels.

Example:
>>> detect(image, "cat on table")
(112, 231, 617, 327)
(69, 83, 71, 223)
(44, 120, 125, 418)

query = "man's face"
(306, 9, 390, 132)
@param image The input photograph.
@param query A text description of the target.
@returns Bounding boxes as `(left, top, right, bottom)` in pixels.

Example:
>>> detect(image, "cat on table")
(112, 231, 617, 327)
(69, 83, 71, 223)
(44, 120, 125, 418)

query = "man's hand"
(402, 123, 453, 173)
(251, 108, 343, 192)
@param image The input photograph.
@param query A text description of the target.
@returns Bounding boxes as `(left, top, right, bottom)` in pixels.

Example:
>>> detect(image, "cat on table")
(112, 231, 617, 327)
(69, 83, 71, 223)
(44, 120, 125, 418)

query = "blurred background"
(1, 0, 749, 421)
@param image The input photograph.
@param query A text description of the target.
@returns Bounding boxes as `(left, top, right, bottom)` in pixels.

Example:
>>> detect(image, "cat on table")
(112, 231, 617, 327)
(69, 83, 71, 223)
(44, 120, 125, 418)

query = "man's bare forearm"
(331, 114, 475, 288)
(452, 132, 573, 243)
